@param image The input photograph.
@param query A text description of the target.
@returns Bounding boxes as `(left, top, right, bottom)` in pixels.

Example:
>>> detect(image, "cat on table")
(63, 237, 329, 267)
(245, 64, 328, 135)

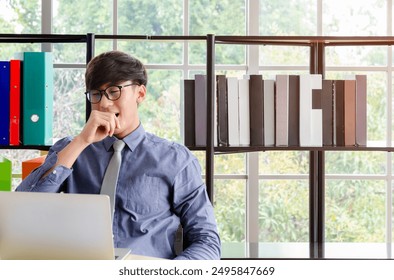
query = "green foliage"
(259, 180, 309, 242)
(326, 180, 385, 242)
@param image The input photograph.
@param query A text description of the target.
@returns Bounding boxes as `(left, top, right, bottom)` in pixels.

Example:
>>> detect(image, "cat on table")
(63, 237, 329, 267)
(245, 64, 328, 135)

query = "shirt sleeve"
(15, 137, 73, 193)
(172, 158, 221, 260)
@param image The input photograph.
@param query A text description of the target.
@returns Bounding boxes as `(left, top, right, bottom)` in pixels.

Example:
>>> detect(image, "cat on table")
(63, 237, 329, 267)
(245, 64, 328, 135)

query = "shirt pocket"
(126, 174, 163, 215)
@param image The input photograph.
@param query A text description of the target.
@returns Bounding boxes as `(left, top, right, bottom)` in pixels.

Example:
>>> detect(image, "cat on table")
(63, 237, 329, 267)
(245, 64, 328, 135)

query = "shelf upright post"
(206, 34, 215, 202)
(85, 33, 95, 121)
(309, 41, 325, 259)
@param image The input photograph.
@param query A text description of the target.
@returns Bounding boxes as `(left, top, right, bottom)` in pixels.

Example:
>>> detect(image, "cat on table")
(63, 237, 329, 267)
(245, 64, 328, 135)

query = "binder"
(9, 59, 21, 146)
(23, 52, 54, 145)
(0, 61, 10, 145)
(0, 157, 12, 191)
(22, 155, 47, 179)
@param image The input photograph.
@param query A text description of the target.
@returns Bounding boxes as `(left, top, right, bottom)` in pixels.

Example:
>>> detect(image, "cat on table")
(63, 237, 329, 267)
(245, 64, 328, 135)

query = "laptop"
(0, 191, 131, 260)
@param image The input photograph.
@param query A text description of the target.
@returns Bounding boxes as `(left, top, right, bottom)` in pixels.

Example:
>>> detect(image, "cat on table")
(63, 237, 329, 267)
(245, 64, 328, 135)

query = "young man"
(16, 50, 221, 260)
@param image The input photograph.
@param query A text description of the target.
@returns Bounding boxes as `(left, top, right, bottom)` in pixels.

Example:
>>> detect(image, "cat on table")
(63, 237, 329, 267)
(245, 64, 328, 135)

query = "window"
(1, 0, 393, 259)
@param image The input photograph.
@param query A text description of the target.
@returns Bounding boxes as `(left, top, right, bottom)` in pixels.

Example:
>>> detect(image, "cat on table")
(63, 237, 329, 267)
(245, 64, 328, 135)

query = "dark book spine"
(216, 75, 228, 146)
(183, 79, 195, 147)
(288, 75, 300, 146)
(249, 74, 264, 146)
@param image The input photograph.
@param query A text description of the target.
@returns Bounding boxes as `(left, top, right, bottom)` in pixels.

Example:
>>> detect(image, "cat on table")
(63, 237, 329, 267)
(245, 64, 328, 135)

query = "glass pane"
(117, 41, 183, 64)
(191, 151, 206, 173)
(259, 0, 316, 35)
(215, 179, 246, 258)
(322, 0, 386, 36)
(260, 151, 309, 175)
(189, 0, 246, 65)
(0, 44, 40, 60)
(53, 43, 88, 64)
(326, 151, 386, 175)
(259, 179, 309, 242)
(325, 179, 385, 242)
(53, 0, 112, 34)
(214, 153, 246, 175)
(260, 45, 310, 66)
(189, 0, 246, 35)
(138, 70, 182, 143)
(118, 0, 182, 35)
(325, 71, 387, 143)
(325, 46, 387, 67)
(53, 69, 86, 139)
(0, 0, 41, 34)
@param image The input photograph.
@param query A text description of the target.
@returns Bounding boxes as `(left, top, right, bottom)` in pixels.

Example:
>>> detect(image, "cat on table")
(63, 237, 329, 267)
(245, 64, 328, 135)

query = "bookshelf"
(204, 34, 394, 259)
(0, 33, 95, 150)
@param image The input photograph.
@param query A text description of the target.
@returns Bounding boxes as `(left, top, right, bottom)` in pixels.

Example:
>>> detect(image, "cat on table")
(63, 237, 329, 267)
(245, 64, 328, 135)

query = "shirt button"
(52, 170, 57, 175)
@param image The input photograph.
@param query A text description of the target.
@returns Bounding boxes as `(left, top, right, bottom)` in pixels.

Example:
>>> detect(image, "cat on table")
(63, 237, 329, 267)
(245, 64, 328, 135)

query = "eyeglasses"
(85, 83, 140, 104)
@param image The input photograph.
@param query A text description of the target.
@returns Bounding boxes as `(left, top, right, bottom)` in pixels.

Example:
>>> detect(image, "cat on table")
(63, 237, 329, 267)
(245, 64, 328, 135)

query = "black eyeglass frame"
(84, 83, 140, 104)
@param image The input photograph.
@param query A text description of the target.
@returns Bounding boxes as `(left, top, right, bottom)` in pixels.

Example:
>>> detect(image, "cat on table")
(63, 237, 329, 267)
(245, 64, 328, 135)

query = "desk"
(125, 254, 165, 260)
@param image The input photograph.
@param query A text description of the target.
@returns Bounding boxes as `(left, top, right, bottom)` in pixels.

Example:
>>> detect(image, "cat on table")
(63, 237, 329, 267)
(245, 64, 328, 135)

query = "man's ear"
(137, 85, 146, 104)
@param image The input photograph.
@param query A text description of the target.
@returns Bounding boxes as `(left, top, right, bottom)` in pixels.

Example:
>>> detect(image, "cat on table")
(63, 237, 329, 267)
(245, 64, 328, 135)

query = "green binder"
(23, 52, 54, 145)
(0, 157, 11, 191)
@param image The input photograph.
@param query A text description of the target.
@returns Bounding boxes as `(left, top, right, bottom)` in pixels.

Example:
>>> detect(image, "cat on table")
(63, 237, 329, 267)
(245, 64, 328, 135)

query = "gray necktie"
(100, 139, 125, 219)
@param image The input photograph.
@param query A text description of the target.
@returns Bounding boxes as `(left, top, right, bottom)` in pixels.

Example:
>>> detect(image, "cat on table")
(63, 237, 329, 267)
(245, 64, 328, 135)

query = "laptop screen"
(0, 191, 119, 260)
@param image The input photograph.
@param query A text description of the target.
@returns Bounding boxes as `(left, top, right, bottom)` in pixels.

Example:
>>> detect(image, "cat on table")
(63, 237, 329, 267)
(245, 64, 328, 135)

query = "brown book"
(194, 74, 207, 146)
(288, 75, 299, 146)
(355, 75, 367, 146)
(249, 74, 264, 146)
(183, 79, 195, 147)
(322, 80, 334, 146)
(344, 80, 356, 146)
(217, 75, 228, 146)
(334, 80, 345, 146)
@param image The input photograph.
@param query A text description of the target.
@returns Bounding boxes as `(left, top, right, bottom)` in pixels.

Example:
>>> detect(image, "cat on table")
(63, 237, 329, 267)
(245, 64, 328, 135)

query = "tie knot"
(113, 140, 125, 152)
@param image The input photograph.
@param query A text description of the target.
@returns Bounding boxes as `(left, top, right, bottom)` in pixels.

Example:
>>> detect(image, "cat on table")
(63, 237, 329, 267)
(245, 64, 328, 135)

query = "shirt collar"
(103, 123, 146, 152)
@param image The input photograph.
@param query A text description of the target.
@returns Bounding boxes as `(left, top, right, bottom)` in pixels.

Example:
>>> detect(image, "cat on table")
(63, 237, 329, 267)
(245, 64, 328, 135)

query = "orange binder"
(22, 155, 46, 179)
(9, 59, 21, 146)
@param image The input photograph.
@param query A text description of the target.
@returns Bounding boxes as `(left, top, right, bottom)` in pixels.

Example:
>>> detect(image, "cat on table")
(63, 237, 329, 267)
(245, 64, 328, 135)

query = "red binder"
(9, 59, 21, 146)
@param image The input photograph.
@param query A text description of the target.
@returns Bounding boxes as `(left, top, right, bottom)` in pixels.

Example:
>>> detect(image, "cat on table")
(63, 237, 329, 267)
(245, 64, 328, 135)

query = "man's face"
(91, 80, 146, 138)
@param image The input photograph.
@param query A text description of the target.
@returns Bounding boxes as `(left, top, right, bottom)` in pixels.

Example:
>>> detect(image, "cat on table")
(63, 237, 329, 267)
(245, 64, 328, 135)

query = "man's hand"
(77, 110, 121, 145)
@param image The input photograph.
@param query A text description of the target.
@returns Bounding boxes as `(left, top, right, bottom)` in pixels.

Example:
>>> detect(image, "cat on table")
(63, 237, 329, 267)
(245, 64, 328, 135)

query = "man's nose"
(98, 94, 113, 109)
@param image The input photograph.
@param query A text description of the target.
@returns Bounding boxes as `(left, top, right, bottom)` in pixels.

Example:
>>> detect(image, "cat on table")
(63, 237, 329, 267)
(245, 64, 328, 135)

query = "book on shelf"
(9, 59, 21, 146)
(23, 52, 54, 146)
(249, 74, 264, 146)
(22, 155, 47, 179)
(263, 79, 275, 146)
(355, 75, 367, 146)
(194, 74, 207, 147)
(227, 77, 240, 146)
(344, 80, 356, 146)
(275, 74, 289, 146)
(0, 61, 10, 146)
(216, 75, 228, 146)
(238, 77, 250, 146)
(0, 157, 12, 191)
(322, 80, 334, 146)
(299, 74, 322, 147)
(288, 75, 300, 146)
(182, 79, 195, 147)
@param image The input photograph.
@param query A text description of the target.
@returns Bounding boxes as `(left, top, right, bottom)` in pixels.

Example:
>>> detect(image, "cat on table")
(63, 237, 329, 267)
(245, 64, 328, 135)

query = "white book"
(227, 77, 240, 146)
(263, 80, 275, 146)
(299, 74, 322, 146)
(275, 75, 289, 146)
(238, 78, 250, 146)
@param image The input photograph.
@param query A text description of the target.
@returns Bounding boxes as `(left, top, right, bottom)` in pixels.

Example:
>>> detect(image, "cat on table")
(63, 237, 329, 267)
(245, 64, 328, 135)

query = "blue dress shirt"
(16, 124, 221, 260)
